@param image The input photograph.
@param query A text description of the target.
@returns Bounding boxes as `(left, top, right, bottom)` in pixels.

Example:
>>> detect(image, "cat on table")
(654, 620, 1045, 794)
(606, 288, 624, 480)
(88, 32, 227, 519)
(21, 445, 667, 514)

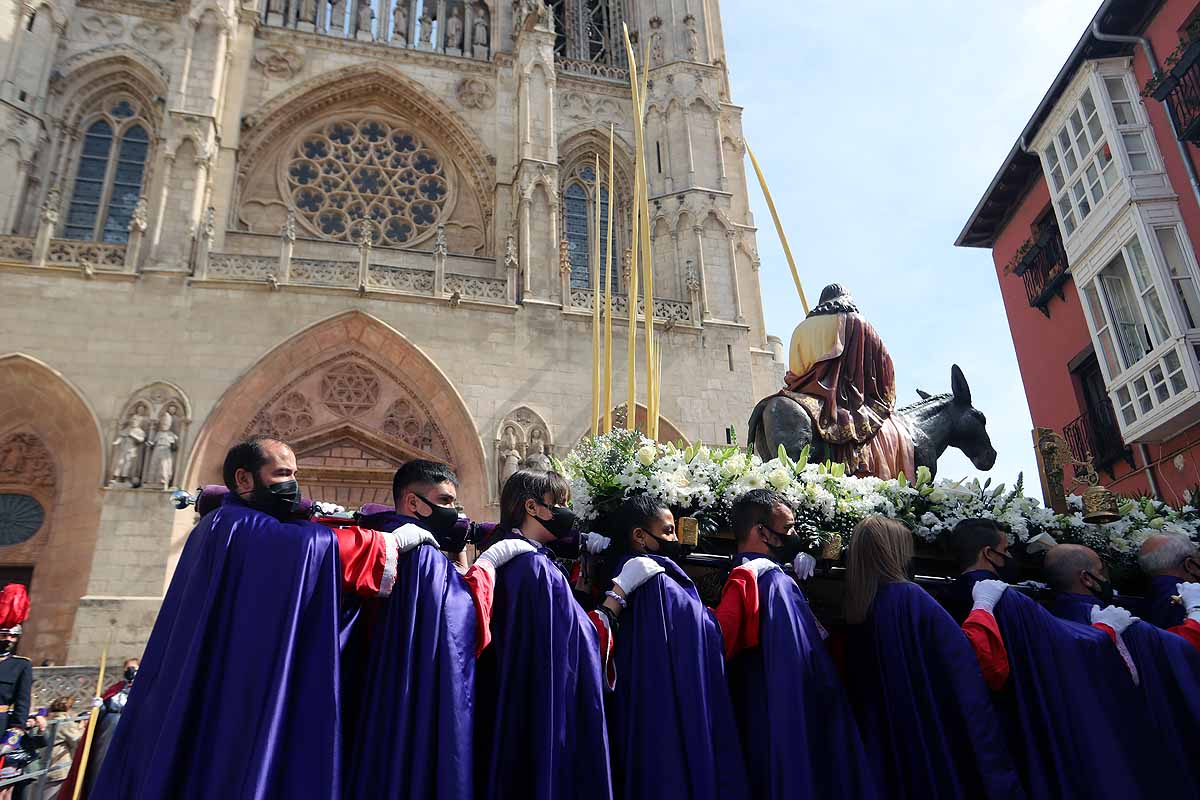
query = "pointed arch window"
(548, 0, 624, 66)
(64, 98, 152, 243)
(563, 162, 618, 291)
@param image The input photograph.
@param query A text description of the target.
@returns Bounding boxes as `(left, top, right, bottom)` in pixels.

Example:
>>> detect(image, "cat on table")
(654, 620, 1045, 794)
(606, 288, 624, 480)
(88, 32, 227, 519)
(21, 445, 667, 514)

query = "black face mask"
(644, 532, 684, 561)
(1084, 570, 1115, 605)
(124, 667, 138, 683)
(245, 478, 301, 519)
(535, 501, 578, 540)
(413, 495, 462, 543)
(763, 525, 804, 564)
(984, 547, 1019, 582)
(0, 640, 12, 656)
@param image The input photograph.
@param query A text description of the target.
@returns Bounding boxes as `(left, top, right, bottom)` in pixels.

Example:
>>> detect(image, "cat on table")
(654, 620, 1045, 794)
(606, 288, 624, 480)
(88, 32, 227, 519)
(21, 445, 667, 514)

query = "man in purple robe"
(1045, 544, 1200, 795)
(473, 469, 612, 800)
(1137, 533, 1200, 629)
(945, 518, 1163, 799)
(712, 489, 877, 800)
(92, 437, 436, 800)
(587, 494, 749, 800)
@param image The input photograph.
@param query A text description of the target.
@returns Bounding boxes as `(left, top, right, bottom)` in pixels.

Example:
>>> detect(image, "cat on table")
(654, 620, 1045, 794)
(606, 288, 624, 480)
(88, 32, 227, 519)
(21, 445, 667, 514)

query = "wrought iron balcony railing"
(1013, 225, 1069, 316)
(1063, 406, 1133, 476)
(1151, 40, 1200, 144)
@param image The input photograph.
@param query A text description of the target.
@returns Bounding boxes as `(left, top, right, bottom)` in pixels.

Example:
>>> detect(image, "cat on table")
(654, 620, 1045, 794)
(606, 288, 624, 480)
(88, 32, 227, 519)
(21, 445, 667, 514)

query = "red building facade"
(959, 0, 1200, 507)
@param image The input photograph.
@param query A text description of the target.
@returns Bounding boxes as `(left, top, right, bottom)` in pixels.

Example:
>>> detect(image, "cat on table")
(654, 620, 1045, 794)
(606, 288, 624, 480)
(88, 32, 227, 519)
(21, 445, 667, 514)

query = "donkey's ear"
(951, 364, 971, 406)
(915, 389, 932, 400)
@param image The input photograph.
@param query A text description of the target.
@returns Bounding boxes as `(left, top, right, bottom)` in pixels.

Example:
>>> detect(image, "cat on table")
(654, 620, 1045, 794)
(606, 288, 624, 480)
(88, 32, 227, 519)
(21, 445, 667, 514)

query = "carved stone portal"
(109, 383, 191, 489)
(494, 406, 552, 495)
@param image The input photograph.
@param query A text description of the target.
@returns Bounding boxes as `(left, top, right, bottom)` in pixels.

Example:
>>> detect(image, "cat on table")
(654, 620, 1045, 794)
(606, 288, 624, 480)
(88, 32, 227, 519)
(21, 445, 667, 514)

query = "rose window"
(286, 119, 450, 247)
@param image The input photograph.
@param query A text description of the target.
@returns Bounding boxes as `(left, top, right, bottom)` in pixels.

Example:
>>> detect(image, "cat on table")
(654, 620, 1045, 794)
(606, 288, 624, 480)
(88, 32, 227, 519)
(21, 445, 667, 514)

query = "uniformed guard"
(0, 584, 31, 736)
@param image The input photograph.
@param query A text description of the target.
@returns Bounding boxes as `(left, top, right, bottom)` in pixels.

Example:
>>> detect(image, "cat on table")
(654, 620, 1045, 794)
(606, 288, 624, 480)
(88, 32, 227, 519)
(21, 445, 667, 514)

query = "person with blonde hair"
(842, 516, 1021, 799)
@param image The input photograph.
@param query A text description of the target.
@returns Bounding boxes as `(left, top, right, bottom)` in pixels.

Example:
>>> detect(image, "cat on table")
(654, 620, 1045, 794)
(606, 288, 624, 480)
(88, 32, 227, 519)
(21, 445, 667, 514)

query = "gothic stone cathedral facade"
(0, 0, 783, 665)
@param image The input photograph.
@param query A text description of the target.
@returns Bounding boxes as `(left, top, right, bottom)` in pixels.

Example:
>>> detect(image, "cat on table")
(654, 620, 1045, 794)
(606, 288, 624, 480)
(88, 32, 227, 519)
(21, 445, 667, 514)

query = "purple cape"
(606, 554, 749, 800)
(92, 495, 343, 800)
(474, 533, 612, 800)
(955, 570, 1159, 799)
(343, 512, 477, 800)
(1140, 574, 1186, 629)
(726, 554, 877, 800)
(844, 582, 1024, 800)
(1052, 592, 1200, 795)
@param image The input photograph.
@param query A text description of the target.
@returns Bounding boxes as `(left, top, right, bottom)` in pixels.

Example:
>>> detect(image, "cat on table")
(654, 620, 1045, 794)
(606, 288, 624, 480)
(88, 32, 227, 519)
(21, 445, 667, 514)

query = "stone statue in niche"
(111, 412, 147, 485)
(446, 6, 464, 49)
(418, 6, 434, 44)
(498, 425, 522, 492)
(298, 0, 318, 25)
(267, 0, 285, 15)
(356, 0, 375, 39)
(392, 0, 408, 43)
(524, 431, 551, 471)
(648, 17, 664, 66)
(146, 410, 179, 489)
(472, 5, 488, 48)
(328, 0, 346, 31)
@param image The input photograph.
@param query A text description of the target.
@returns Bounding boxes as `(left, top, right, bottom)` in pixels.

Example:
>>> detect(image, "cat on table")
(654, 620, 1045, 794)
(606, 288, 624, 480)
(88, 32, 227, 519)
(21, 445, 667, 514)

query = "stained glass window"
(564, 169, 619, 292)
(565, 183, 590, 289)
(64, 99, 152, 243)
(287, 118, 450, 247)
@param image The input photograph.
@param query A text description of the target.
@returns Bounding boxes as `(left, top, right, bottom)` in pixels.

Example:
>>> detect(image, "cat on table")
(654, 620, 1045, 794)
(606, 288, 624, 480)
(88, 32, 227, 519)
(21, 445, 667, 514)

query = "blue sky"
(724, 0, 1100, 487)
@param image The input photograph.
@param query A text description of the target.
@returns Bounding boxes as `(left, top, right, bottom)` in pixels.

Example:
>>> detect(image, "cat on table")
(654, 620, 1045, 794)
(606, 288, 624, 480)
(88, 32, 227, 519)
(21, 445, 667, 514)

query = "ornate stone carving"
(109, 383, 190, 489)
(684, 14, 699, 60)
(39, 188, 60, 227)
(433, 223, 448, 257)
(356, 0, 375, 40)
(145, 410, 179, 489)
(648, 17, 664, 66)
(382, 399, 445, 457)
(109, 413, 147, 485)
(418, 7, 433, 44)
(130, 20, 174, 50)
(495, 406, 551, 494)
(129, 196, 148, 233)
(558, 239, 571, 275)
(80, 14, 125, 41)
(321, 362, 381, 417)
(392, 0, 409, 44)
(446, 6, 464, 49)
(0, 433, 54, 488)
(472, 4, 489, 48)
(504, 232, 518, 271)
(456, 77, 495, 110)
(255, 44, 304, 80)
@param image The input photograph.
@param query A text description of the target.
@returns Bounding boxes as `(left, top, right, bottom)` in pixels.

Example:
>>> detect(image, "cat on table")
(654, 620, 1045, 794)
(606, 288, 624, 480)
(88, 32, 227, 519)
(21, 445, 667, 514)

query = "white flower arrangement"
(556, 431, 1200, 567)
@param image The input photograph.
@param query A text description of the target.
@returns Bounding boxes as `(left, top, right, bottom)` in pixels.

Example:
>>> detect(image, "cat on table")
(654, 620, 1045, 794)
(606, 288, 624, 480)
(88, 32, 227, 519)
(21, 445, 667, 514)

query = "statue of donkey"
(748, 364, 996, 479)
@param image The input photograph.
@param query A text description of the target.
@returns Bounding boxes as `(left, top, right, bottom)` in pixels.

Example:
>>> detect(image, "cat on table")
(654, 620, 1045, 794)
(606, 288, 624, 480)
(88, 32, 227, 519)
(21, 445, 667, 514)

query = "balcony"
(1064, 406, 1132, 477)
(1013, 225, 1070, 316)
(1151, 40, 1200, 144)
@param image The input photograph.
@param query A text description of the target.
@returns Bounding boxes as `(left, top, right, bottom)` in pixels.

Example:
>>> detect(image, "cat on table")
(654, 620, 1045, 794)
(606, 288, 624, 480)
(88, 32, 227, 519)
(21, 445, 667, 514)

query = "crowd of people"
(82, 434, 1200, 799)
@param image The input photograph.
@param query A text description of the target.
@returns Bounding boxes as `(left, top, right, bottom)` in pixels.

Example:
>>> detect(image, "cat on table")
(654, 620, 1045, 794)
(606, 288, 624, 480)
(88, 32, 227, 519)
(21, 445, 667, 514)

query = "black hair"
(222, 435, 288, 492)
(950, 518, 1007, 569)
(731, 488, 789, 542)
(392, 459, 459, 506)
(612, 493, 670, 553)
(499, 469, 570, 532)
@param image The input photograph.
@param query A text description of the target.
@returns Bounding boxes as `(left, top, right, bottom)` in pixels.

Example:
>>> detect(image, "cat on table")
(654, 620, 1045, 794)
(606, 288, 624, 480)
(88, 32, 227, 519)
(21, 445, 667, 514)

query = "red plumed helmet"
(0, 584, 30, 635)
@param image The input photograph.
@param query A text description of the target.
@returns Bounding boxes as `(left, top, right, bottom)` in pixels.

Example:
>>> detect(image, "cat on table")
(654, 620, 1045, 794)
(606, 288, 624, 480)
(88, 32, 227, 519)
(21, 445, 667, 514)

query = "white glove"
(612, 556, 666, 596)
(739, 558, 782, 579)
(1179, 582, 1200, 621)
(971, 579, 1008, 614)
(476, 538, 538, 572)
(1090, 604, 1138, 634)
(392, 523, 438, 554)
(792, 552, 816, 581)
(314, 501, 345, 515)
(580, 531, 611, 554)
(91, 697, 103, 709)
